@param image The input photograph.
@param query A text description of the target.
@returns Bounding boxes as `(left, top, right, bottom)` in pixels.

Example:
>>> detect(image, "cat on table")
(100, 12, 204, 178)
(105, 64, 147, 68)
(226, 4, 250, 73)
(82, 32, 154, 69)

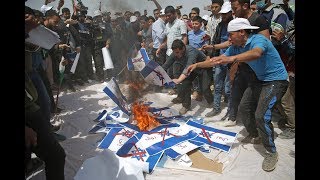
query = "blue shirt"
(152, 18, 166, 49)
(188, 29, 208, 49)
(219, 24, 229, 55)
(224, 34, 288, 81)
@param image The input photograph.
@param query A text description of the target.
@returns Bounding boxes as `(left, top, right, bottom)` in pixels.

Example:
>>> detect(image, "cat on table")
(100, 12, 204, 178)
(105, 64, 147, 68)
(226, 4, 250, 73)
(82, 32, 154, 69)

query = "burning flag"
(140, 60, 175, 88)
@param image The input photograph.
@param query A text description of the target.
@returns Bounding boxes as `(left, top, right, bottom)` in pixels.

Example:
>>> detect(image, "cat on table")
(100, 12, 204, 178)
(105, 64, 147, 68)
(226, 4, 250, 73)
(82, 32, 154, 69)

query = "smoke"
(103, 0, 136, 13)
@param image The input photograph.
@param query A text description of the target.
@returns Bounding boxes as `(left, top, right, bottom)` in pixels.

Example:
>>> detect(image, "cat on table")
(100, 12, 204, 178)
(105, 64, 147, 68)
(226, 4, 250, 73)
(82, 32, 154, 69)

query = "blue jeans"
(239, 80, 288, 153)
(213, 65, 230, 111)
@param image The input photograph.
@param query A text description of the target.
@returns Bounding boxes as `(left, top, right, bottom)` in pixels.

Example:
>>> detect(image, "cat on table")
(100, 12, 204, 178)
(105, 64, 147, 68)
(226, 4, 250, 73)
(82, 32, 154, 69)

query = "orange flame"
(132, 102, 160, 131)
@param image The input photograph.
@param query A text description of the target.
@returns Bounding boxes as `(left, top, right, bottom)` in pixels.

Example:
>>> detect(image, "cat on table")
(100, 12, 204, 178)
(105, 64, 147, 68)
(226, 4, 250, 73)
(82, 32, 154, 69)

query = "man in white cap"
(187, 18, 288, 172)
(151, 9, 167, 65)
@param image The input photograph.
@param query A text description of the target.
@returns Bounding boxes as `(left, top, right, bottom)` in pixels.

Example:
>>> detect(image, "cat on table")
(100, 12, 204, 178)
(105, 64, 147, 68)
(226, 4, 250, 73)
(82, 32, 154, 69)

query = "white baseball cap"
(219, 1, 232, 14)
(227, 18, 259, 32)
(40, 5, 53, 14)
(202, 15, 210, 21)
(160, 9, 165, 16)
(130, 15, 138, 23)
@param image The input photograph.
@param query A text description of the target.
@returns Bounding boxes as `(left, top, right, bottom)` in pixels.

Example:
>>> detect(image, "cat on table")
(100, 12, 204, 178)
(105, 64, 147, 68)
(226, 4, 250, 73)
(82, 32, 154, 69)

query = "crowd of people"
(25, 0, 295, 179)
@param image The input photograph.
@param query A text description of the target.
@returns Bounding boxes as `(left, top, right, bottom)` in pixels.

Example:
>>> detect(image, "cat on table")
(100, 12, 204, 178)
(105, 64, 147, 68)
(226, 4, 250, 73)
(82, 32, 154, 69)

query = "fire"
(132, 102, 160, 131)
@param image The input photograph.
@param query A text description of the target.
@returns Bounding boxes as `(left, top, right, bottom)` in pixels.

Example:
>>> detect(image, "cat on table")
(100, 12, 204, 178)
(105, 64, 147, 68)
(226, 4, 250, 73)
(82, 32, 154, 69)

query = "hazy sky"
(25, 0, 295, 17)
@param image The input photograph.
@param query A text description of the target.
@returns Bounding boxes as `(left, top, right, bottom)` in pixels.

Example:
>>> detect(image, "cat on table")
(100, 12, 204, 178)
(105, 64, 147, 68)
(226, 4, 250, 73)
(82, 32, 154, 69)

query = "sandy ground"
(47, 80, 295, 180)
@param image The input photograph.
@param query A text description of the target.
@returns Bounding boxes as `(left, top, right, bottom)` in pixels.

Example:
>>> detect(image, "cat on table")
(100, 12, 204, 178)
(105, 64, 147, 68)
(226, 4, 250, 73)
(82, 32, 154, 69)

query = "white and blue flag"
(140, 60, 175, 88)
(164, 140, 204, 159)
(116, 135, 164, 174)
(127, 48, 150, 71)
(98, 123, 140, 152)
(103, 77, 131, 116)
(184, 120, 237, 153)
(134, 123, 198, 156)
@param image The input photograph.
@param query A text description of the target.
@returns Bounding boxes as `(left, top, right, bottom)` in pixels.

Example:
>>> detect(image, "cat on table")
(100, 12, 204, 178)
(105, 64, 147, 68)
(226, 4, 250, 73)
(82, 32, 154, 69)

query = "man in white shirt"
(152, 9, 167, 65)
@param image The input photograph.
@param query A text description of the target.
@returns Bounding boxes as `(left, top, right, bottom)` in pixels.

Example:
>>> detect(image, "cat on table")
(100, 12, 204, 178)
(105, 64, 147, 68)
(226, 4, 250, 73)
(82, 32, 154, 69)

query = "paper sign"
(25, 25, 60, 50)
(102, 47, 114, 69)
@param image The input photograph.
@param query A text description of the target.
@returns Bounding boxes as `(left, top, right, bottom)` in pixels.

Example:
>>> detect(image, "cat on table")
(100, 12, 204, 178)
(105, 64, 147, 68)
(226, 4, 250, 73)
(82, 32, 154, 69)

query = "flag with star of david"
(127, 48, 150, 71)
(116, 135, 164, 173)
(184, 120, 238, 153)
(140, 60, 175, 88)
(103, 77, 130, 116)
(98, 123, 140, 152)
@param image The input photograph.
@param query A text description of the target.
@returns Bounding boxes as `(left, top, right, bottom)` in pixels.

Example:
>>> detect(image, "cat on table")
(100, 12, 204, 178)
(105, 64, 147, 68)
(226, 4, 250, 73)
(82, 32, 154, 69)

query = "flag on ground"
(184, 120, 237, 153)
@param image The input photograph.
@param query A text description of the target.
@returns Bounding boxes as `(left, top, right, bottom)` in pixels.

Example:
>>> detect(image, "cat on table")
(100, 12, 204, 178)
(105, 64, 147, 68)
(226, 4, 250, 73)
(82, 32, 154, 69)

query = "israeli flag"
(140, 60, 175, 88)
(103, 77, 130, 116)
(88, 121, 110, 134)
(164, 140, 203, 159)
(93, 110, 108, 122)
(89, 119, 124, 134)
(98, 124, 139, 152)
(135, 123, 198, 156)
(149, 106, 179, 118)
(116, 135, 164, 174)
(127, 48, 150, 71)
(184, 120, 238, 153)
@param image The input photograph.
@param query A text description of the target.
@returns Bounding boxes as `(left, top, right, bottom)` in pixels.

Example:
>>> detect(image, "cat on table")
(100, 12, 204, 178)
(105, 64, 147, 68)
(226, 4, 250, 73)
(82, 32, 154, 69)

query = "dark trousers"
(29, 71, 51, 122)
(93, 46, 105, 80)
(76, 44, 92, 80)
(26, 109, 65, 180)
(151, 48, 167, 66)
(239, 80, 288, 152)
(229, 63, 256, 121)
(177, 69, 213, 108)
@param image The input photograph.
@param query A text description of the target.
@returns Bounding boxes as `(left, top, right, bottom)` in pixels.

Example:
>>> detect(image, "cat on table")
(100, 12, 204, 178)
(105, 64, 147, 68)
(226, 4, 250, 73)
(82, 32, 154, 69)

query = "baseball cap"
(227, 18, 259, 32)
(160, 9, 165, 16)
(130, 16, 138, 23)
(219, 1, 232, 14)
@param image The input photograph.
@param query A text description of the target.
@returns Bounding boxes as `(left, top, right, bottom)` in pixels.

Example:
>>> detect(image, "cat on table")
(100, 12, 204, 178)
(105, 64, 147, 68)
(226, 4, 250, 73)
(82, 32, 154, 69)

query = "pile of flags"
(89, 77, 238, 173)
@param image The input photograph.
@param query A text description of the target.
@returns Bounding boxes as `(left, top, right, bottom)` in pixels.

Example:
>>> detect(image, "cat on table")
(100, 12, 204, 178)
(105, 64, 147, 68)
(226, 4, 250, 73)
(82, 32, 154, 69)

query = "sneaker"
(205, 110, 220, 117)
(179, 107, 190, 115)
(220, 120, 236, 127)
(168, 89, 177, 95)
(171, 97, 183, 104)
(279, 128, 295, 139)
(262, 151, 278, 172)
(53, 132, 67, 142)
(241, 134, 262, 144)
(192, 91, 203, 101)
(51, 124, 61, 132)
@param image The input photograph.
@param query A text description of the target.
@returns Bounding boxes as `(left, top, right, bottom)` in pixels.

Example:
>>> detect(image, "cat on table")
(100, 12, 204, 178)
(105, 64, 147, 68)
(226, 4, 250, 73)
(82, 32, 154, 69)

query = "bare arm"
(182, 34, 188, 45)
(173, 74, 188, 84)
(151, 0, 162, 10)
(211, 47, 263, 66)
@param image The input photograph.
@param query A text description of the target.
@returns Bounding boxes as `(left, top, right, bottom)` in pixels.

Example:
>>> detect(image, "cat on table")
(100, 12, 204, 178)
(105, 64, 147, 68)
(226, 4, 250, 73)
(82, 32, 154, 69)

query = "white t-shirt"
(165, 18, 187, 56)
